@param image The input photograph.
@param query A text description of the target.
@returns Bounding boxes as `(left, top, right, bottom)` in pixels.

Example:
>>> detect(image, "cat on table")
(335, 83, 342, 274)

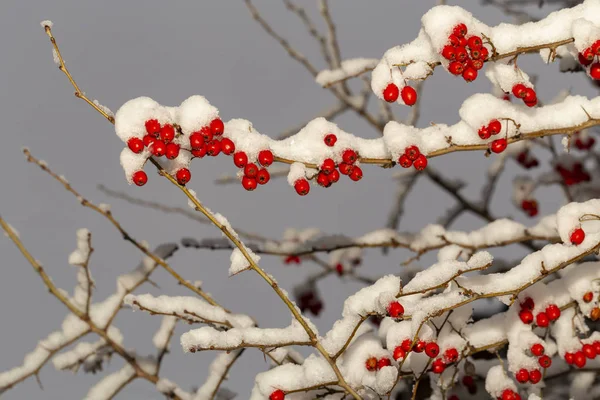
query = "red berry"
(132, 171, 147, 186)
(377, 357, 391, 370)
(398, 154, 412, 168)
(502, 389, 516, 400)
(294, 179, 310, 196)
(444, 348, 459, 363)
(328, 169, 340, 183)
(128, 137, 144, 154)
(190, 132, 205, 150)
(593, 40, 600, 55)
(519, 309, 533, 324)
(590, 63, 600, 80)
(210, 118, 224, 136)
(145, 119, 161, 135)
(220, 138, 235, 155)
(206, 140, 221, 157)
(405, 146, 420, 161)
(448, 61, 465, 75)
(570, 228, 585, 245)
(462, 376, 474, 387)
(583, 292, 594, 303)
(143, 134, 156, 147)
(393, 346, 406, 360)
(531, 343, 545, 356)
(176, 168, 191, 185)
(515, 368, 529, 383)
(338, 163, 353, 175)
(448, 34, 460, 47)
(455, 46, 468, 62)
(151, 140, 166, 157)
(579, 51, 593, 66)
(383, 83, 400, 102)
(529, 369, 542, 384)
(258, 150, 274, 167)
(160, 124, 175, 142)
(448, 396, 459, 400)
(512, 84, 527, 98)
(462, 67, 478, 82)
(269, 389, 285, 400)
(574, 351, 587, 368)
(244, 163, 259, 178)
(191, 145, 207, 158)
(491, 138, 507, 154)
(242, 176, 257, 191)
(538, 355, 551, 368)
(425, 342, 440, 358)
(467, 35, 482, 49)
(524, 98, 537, 108)
(349, 166, 363, 181)
(365, 356, 378, 371)
(387, 301, 404, 318)
(521, 297, 535, 310)
(488, 120, 502, 135)
(593, 341, 600, 355)
(324, 133, 337, 147)
(342, 149, 358, 164)
(478, 126, 490, 140)
(470, 58, 484, 70)
(564, 352, 574, 364)
(321, 158, 336, 174)
(452, 23, 468, 38)
(479, 47, 489, 60)
(200, 126, 213, 142)
(317, 172, 330, 187)
(523, 88, 537, 103)
(256, 168, 270, 185)
(536, 312, 549, 328)
(441, 45, 456, 60)
(414, 340, 426, 353)
(431, 358, 446, 374)
(582, 344, 596, 359)
(165, 142, 180, 160)
(233, 152, 248, 168)
(335, 263, 343, 275)
(413, 154, 428, 171)
(546, 304, 561, 321)
(401, 86, 418, 106)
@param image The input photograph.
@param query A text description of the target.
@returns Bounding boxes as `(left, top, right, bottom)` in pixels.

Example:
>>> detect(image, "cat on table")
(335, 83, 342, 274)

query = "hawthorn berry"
(244, 163, 259, 178)
(564, 352, 574, 364)
(594, 40, 600, 55)
(546, 304, 561, 321)
(590, 63, 600, 80)
(538, 355, 551, 368)
(342, 149, 358, 164)
(256, 168, 270, 185)
(128, 137, 144, 154)
(536, 312, 549, 328)
(200, 126, 213, 142)
(165, 142, 180, 160)
(321, 158, 336, 174)
(594, 341, 600, 354)
(242, 176, 257, 191)
(387, 301, 404, 318)
(531, 343, 545, 356)
(383, 83, 400, 103)
(462, 375, 474, 388)
(478, 126, 490, 140)
(176, 168, 191, 185)
(462, 67, 477, 82)
(448, 61, 465, 75)
(583, 291, 594, 303)
(519, 309, 533, 324)
(523, 88, 537, 104)
(405, 146, 420, 161)
(401, 86, 418, 106)
(220, 138, 235, 155)
(210, 118, 224, 136)
(570, 228, 585, 245)
(317, 172, 330, 187)
(190, 132, 205, 150)
(413, 340, 426, 353)
(455, 46, 468, 62)
(425, 342, 440, 358)
(488, 120, 502, 135)
(582, 343, 597, 359)
(192, 146, 207, 158)
(490, 138, 507, 154)
(591, 307, 600, 321)
(574, 351, 587, 368)
(448, 396, 459, 400)
(452, 23, 468, 38)
(515, 368, 529, 383)
(393, 346, 406, 360)
(529, 369, 542, 384)
(349, 166, 363, 181)
(377, 357, 391, 369)
(258, 150, 274, 167)
(431, 358, 446, 374)
(579, 51, 593, 66)
(521, 297, 534, 310)
(413, 154, 428, 171)
(448, 34, 460, 47)
(335, 263, 343, 275)
(145, 119, 161, 135)
(400, 339, 412, 352)
(328, 169, 340, 183)
(444, 348, 459, 363)
(206, 140, 221, 156)
(365, 356, 378, 371)
(132, 171, 148, 186)
(294, 179, 310, 196)
(269, 389, 285, 400)
(339, 163, 353, 175)
(324, 133, 337, 147)
(233, 152, 248, 168)
(502, 389, 517, 400)
(441, 45, 456, 60)
(467, 35, 482, 49)
(398, 154, 412, 168)
(512, 84, 528, 98)
(479, 46, 489, 60)
(159, 124, 175, 142)
(143, 134, 156, 147)
(151, 140, 167, 157)
(470, 58, 484, 70)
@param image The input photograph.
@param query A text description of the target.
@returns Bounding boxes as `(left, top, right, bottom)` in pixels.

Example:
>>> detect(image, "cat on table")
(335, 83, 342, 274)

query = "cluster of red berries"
(441, 23, 488, 82)
(574, 131, 596, 150)
(555, 162, 591, 186)
(297, 290, 323, 316)
(564, 340, 600, 368)
(392, 338, 446, 365)
(382, 83, 418, 106)
(521, 199, 539, 217)
(530, 343, 552, 369)
(515, 367, 542, 384)
(269, 389, 285, 400)
(398, 146, 428, 170)
(497, 389, 522, 400)
(233, 149, 273, 191)
(518, 298, 561, 327)
(578, 40, 600, 80)
(478, 119, 502, 140)
(511, 84, 537, 107)
(570, 227, 585, 245)
(516, 150, 539, 169)
(365, 355, 392, 372)
(429, 347, 460, 374)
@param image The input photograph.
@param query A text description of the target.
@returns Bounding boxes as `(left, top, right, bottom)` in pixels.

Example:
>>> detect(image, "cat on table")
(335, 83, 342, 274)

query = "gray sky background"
(1, 1, 597, 399)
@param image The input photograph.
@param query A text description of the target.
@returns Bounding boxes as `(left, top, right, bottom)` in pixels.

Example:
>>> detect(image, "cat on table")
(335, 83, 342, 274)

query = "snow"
(83, 364, 136, 400)
(153, 316, 177, 350)
(194, 351, 241, 400)
(40, 20, 53, 28)
(316, 58, 378, 87)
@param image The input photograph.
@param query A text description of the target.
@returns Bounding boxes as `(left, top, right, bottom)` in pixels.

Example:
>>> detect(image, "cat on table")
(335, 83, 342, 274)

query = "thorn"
(580, 106, 593, 121)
